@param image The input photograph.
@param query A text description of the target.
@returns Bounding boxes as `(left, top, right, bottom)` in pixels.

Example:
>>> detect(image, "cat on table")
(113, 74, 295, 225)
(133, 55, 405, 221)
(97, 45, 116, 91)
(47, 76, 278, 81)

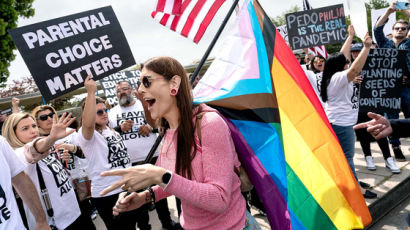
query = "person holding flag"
(100, 56, 260, 230)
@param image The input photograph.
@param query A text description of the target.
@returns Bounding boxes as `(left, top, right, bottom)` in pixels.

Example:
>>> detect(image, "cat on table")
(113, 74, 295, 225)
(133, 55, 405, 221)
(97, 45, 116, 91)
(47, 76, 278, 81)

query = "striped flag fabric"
(303, 0, 329, 58)
(153, 0, 182, 15)
(193, 0, 372, 229)
(151, 0, 226, 43)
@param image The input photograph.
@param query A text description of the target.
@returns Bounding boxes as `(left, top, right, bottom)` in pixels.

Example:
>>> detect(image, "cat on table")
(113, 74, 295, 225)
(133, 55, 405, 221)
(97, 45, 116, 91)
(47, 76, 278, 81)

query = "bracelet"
(148, 187, 156, 203)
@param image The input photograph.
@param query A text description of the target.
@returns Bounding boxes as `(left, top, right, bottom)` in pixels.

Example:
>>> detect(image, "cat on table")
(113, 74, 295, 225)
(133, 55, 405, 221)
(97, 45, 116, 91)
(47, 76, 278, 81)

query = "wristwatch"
(162, 171, 172, 185)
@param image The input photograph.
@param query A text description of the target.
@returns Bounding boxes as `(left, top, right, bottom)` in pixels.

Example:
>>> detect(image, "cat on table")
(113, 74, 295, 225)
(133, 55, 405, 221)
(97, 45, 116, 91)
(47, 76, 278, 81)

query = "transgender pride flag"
(194, 0, 371, 229)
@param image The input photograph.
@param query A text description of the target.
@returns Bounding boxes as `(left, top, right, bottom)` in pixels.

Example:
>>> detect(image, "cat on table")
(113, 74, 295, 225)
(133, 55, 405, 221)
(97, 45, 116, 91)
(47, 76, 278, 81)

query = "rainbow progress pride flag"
(193, 0, 372, 229)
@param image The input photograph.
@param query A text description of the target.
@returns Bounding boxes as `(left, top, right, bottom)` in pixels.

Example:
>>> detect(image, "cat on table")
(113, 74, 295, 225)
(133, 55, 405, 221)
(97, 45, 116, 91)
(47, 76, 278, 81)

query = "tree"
(0, 76, 39, 97)
(0, 0, 35, 86)
(270, 5, 300, 27)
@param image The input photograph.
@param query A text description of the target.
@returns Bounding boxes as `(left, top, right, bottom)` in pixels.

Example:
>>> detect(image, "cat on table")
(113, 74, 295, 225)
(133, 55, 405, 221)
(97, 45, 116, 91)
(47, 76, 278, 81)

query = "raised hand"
(363, 33, 373, 48)
(84, 75, 96, 94)
(348, 24, 355, 37)
(49, 112, 76, 142)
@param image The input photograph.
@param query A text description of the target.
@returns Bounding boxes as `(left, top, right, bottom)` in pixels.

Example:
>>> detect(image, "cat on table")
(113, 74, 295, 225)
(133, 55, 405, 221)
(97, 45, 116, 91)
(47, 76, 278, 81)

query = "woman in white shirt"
(77, 76, 138, 230)
(2, 112, 81, 229)
(320, 33, 374, 198)
(32, 105, 96, 229)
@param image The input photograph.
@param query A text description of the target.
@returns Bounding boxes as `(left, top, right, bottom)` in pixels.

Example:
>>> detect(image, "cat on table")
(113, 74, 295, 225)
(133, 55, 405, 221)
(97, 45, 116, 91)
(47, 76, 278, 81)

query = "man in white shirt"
(0, 137, 49, 230)
(109, 81, 180, 230)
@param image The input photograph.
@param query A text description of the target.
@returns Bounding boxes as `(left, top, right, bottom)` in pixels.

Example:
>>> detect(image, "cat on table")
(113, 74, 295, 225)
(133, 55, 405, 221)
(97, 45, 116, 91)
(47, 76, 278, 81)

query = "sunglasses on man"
(39, 112, 55, 121)
(394, 27, 408, 31)
(96, 108, 109, 116)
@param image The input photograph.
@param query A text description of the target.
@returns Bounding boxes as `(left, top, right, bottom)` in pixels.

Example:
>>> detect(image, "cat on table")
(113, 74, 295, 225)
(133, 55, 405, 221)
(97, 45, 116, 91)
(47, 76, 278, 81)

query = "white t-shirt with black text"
(304, 69, 326, 110)
(15, 145, 80, 230)
(77, 127, 131, 197)
(59, 131, 89, 180)
(325, 70, 360, 126)
(109, 101, 158, 163)
(0, 137, 26, 230)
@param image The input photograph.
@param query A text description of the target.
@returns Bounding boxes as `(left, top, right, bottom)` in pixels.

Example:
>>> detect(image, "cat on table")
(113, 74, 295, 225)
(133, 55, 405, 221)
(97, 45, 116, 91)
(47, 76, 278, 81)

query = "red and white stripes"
(154, 0, 182, 15)
(152, 0, 226, 43)
(309, 45, 328, 58)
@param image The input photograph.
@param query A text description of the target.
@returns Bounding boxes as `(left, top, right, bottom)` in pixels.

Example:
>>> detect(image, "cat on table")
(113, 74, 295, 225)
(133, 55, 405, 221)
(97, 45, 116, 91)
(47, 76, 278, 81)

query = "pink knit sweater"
(153, 104, 246, 230)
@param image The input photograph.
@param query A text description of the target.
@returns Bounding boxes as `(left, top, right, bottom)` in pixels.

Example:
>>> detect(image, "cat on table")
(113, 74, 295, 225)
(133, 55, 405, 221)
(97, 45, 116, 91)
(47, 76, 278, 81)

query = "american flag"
(152, 0, 227, 43)
(154, 0, 182, 15)
(303, 0, 328, 58)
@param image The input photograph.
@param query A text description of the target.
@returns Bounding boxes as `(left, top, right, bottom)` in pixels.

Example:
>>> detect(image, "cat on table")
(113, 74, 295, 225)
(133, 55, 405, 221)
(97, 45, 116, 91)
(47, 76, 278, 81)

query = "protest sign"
(359, 49, 407, 113)
(346, 0, 368, 40)
(99, 70, 140, 106)
(286, 4, 347, 50)
(371, 8, 395, 41)
(9, 6, 135, 101)
(277, 25, 288, 43)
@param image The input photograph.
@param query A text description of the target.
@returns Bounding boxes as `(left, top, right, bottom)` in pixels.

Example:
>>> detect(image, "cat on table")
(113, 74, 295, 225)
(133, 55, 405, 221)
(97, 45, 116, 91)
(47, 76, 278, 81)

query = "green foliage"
(270, 5, 300, 27)
(0, 0, 35, 85)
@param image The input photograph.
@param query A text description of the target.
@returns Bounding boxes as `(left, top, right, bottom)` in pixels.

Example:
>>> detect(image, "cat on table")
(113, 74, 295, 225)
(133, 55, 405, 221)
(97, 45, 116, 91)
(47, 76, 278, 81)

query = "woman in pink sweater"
(100, 56, 249, 229)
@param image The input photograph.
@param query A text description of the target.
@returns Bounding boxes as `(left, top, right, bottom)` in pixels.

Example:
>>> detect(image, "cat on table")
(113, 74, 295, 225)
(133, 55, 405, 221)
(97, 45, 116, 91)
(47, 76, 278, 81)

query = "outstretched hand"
(353, 112, 392, 139)
(99, 164, 166, 196)
(49, 112, 76, 142)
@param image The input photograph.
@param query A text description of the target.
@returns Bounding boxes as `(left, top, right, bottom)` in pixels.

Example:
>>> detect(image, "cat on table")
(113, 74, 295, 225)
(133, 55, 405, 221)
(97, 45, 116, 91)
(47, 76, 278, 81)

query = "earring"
(170, 88, 178, 96)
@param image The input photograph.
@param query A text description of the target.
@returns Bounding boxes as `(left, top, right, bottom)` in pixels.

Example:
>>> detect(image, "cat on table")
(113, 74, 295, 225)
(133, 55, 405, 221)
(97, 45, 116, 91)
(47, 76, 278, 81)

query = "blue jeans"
(332, 124, 357, 180)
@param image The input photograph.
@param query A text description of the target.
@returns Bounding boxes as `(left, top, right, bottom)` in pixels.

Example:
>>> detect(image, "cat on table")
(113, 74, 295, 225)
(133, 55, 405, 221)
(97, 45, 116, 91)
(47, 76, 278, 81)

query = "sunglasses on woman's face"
(97, 108, 108, 116)
(139, 76, 165, 89)
(39, 112, 54, 121)
(96, 108, 109, 116)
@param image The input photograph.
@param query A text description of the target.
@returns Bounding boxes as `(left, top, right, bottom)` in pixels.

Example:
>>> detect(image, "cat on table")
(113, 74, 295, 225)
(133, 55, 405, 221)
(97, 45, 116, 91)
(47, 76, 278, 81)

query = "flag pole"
(190, 0, 240, 85)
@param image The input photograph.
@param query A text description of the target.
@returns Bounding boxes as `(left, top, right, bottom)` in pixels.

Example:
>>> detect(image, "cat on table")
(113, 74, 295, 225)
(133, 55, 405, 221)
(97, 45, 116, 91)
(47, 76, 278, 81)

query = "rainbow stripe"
(193, 0, 372, 229)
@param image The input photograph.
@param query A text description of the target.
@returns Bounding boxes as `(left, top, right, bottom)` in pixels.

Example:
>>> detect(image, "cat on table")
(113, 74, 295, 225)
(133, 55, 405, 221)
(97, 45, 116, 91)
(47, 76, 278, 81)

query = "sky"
(7, 0, 349, 84)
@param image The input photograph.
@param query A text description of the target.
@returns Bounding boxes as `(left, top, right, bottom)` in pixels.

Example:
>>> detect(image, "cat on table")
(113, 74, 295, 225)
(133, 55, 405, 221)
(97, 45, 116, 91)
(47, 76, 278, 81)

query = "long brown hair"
(142, 56, 198, 179)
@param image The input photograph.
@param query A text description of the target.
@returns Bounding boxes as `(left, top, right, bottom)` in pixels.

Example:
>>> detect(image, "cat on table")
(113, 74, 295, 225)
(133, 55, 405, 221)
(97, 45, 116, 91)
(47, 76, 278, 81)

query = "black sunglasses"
(140, 77, 151, 88)
(394, 27, 407, 31)
(39, 112, 54, 121)
(96, 108, 109, 116)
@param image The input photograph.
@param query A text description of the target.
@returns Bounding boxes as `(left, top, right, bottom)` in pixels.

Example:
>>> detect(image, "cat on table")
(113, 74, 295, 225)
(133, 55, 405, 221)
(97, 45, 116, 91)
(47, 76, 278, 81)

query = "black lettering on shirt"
(41, 154, 72, 196)
(106, 132, 130, 169)
(0, 185, 11, 224)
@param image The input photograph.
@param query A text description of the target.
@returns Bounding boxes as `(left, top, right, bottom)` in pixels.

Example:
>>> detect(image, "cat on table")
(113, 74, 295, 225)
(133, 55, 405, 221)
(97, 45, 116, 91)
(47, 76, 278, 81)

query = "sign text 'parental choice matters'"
(9, 6, 135, 101)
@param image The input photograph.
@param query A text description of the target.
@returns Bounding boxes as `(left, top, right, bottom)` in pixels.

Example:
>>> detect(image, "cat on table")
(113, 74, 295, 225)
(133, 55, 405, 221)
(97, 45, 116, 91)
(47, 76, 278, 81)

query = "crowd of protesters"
(297, 2, 410, 200)
(0, 1, 409, 230)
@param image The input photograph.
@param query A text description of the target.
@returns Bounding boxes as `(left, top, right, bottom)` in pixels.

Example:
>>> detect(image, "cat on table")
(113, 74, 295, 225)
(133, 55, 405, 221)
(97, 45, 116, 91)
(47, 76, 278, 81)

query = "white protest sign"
(371, 8, 395, 41)
(347, 0, 368, 40)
